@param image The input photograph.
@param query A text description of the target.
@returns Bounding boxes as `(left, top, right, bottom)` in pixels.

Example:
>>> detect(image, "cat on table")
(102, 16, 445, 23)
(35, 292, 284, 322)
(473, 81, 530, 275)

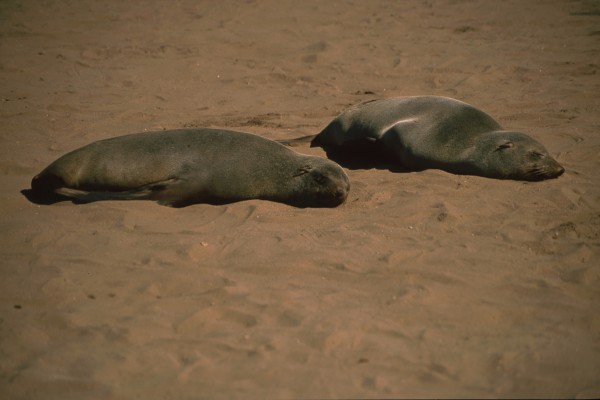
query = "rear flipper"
(51, 178, 192, 207)
(55, 186, 154, 203)
(277, 134, 317, 147)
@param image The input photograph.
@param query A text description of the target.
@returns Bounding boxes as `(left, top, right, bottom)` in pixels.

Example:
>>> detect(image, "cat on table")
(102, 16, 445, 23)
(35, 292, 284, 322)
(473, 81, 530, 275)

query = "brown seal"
(28, 128, 350, 207)
(309, 96, 565, 181)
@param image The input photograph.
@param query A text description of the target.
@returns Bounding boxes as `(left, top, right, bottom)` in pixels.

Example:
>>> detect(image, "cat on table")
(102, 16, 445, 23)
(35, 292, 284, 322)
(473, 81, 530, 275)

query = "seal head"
(288, 158, 350, 207)
(467, 131, 565, 181)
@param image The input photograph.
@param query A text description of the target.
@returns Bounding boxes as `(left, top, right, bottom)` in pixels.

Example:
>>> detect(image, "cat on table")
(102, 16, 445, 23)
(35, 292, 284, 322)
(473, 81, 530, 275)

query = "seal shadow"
(20, 187, 238, 207)
(314, 140, 408, 172)
(281, 134, 407, 172)
(20, 188, 337, 208)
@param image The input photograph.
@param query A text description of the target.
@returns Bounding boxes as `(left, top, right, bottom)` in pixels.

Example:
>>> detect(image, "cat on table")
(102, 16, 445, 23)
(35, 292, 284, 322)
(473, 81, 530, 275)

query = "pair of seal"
(29, 128, 350, 207)
(310, 96, 564, 181)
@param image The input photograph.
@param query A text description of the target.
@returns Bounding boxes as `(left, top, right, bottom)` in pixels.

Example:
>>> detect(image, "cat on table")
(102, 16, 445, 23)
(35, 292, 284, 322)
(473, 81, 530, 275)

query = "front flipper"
(380, 117, 419, 139)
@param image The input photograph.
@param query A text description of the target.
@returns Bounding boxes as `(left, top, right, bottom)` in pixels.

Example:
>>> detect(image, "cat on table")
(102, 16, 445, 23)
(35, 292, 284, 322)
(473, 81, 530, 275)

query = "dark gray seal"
(310, 96, 564, 181)
(29, 128, 350, 207)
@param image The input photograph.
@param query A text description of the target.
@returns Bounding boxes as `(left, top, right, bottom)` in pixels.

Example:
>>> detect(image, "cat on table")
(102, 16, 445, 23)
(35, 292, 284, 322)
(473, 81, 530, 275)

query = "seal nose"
(342, 181, 351, 197)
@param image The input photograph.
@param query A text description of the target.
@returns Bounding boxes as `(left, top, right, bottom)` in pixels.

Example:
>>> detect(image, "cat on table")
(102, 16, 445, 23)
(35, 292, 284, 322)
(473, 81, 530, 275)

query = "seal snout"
(333, 184, 349, 204)
(322, 180, 349, 206)
(544, 157, 566, 179)
(521, 159, 565, 181)
(335, 188, 346, 199)
(323, 176, 350, 207)
(337, 174, 351, 202)
(546, 165, 565, 180)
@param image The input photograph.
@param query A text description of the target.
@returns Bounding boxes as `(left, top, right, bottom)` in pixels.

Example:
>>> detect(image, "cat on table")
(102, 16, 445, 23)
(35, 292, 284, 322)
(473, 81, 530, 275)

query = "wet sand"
(1, 0, 599, 398)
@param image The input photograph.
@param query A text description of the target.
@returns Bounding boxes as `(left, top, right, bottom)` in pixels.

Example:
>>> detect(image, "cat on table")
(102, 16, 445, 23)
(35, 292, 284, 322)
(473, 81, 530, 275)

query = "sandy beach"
(1, 0, 599, 398)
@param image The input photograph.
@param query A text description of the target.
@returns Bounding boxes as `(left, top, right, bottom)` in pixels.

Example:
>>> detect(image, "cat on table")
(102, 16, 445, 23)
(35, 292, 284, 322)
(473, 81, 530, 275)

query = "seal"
(29, 128, 350, 208)
(310, 96, 565, 181)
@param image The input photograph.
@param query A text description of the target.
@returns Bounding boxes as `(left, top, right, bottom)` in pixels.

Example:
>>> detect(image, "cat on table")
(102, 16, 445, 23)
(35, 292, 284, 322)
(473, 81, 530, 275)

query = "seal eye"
(312, 172, 327, 184)
(496, 141, 514, 151)
(293, 165, 313, 177)
(530, 151, 545, 160)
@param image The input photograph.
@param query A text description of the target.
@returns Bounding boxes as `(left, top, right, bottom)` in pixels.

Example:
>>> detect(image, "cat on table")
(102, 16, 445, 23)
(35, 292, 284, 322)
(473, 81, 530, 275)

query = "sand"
(1, 0, 599, 398)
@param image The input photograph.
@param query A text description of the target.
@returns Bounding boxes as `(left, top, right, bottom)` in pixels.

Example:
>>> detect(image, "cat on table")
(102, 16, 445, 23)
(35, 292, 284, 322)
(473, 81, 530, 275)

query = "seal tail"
(277, 134, 318, 147)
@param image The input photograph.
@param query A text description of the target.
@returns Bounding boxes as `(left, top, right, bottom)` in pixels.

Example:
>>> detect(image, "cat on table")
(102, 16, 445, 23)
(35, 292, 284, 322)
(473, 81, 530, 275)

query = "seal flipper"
(53, 178, 181, 205)
(380, 117, 419, 139)
(144, 178, 213, 207)
(277, 134, 317, 147)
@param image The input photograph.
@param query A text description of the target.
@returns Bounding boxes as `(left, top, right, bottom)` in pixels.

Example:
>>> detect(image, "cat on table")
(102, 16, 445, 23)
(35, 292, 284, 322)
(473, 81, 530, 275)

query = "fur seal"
(309, 96, 565, 181)
(29, 128, 350, 207)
